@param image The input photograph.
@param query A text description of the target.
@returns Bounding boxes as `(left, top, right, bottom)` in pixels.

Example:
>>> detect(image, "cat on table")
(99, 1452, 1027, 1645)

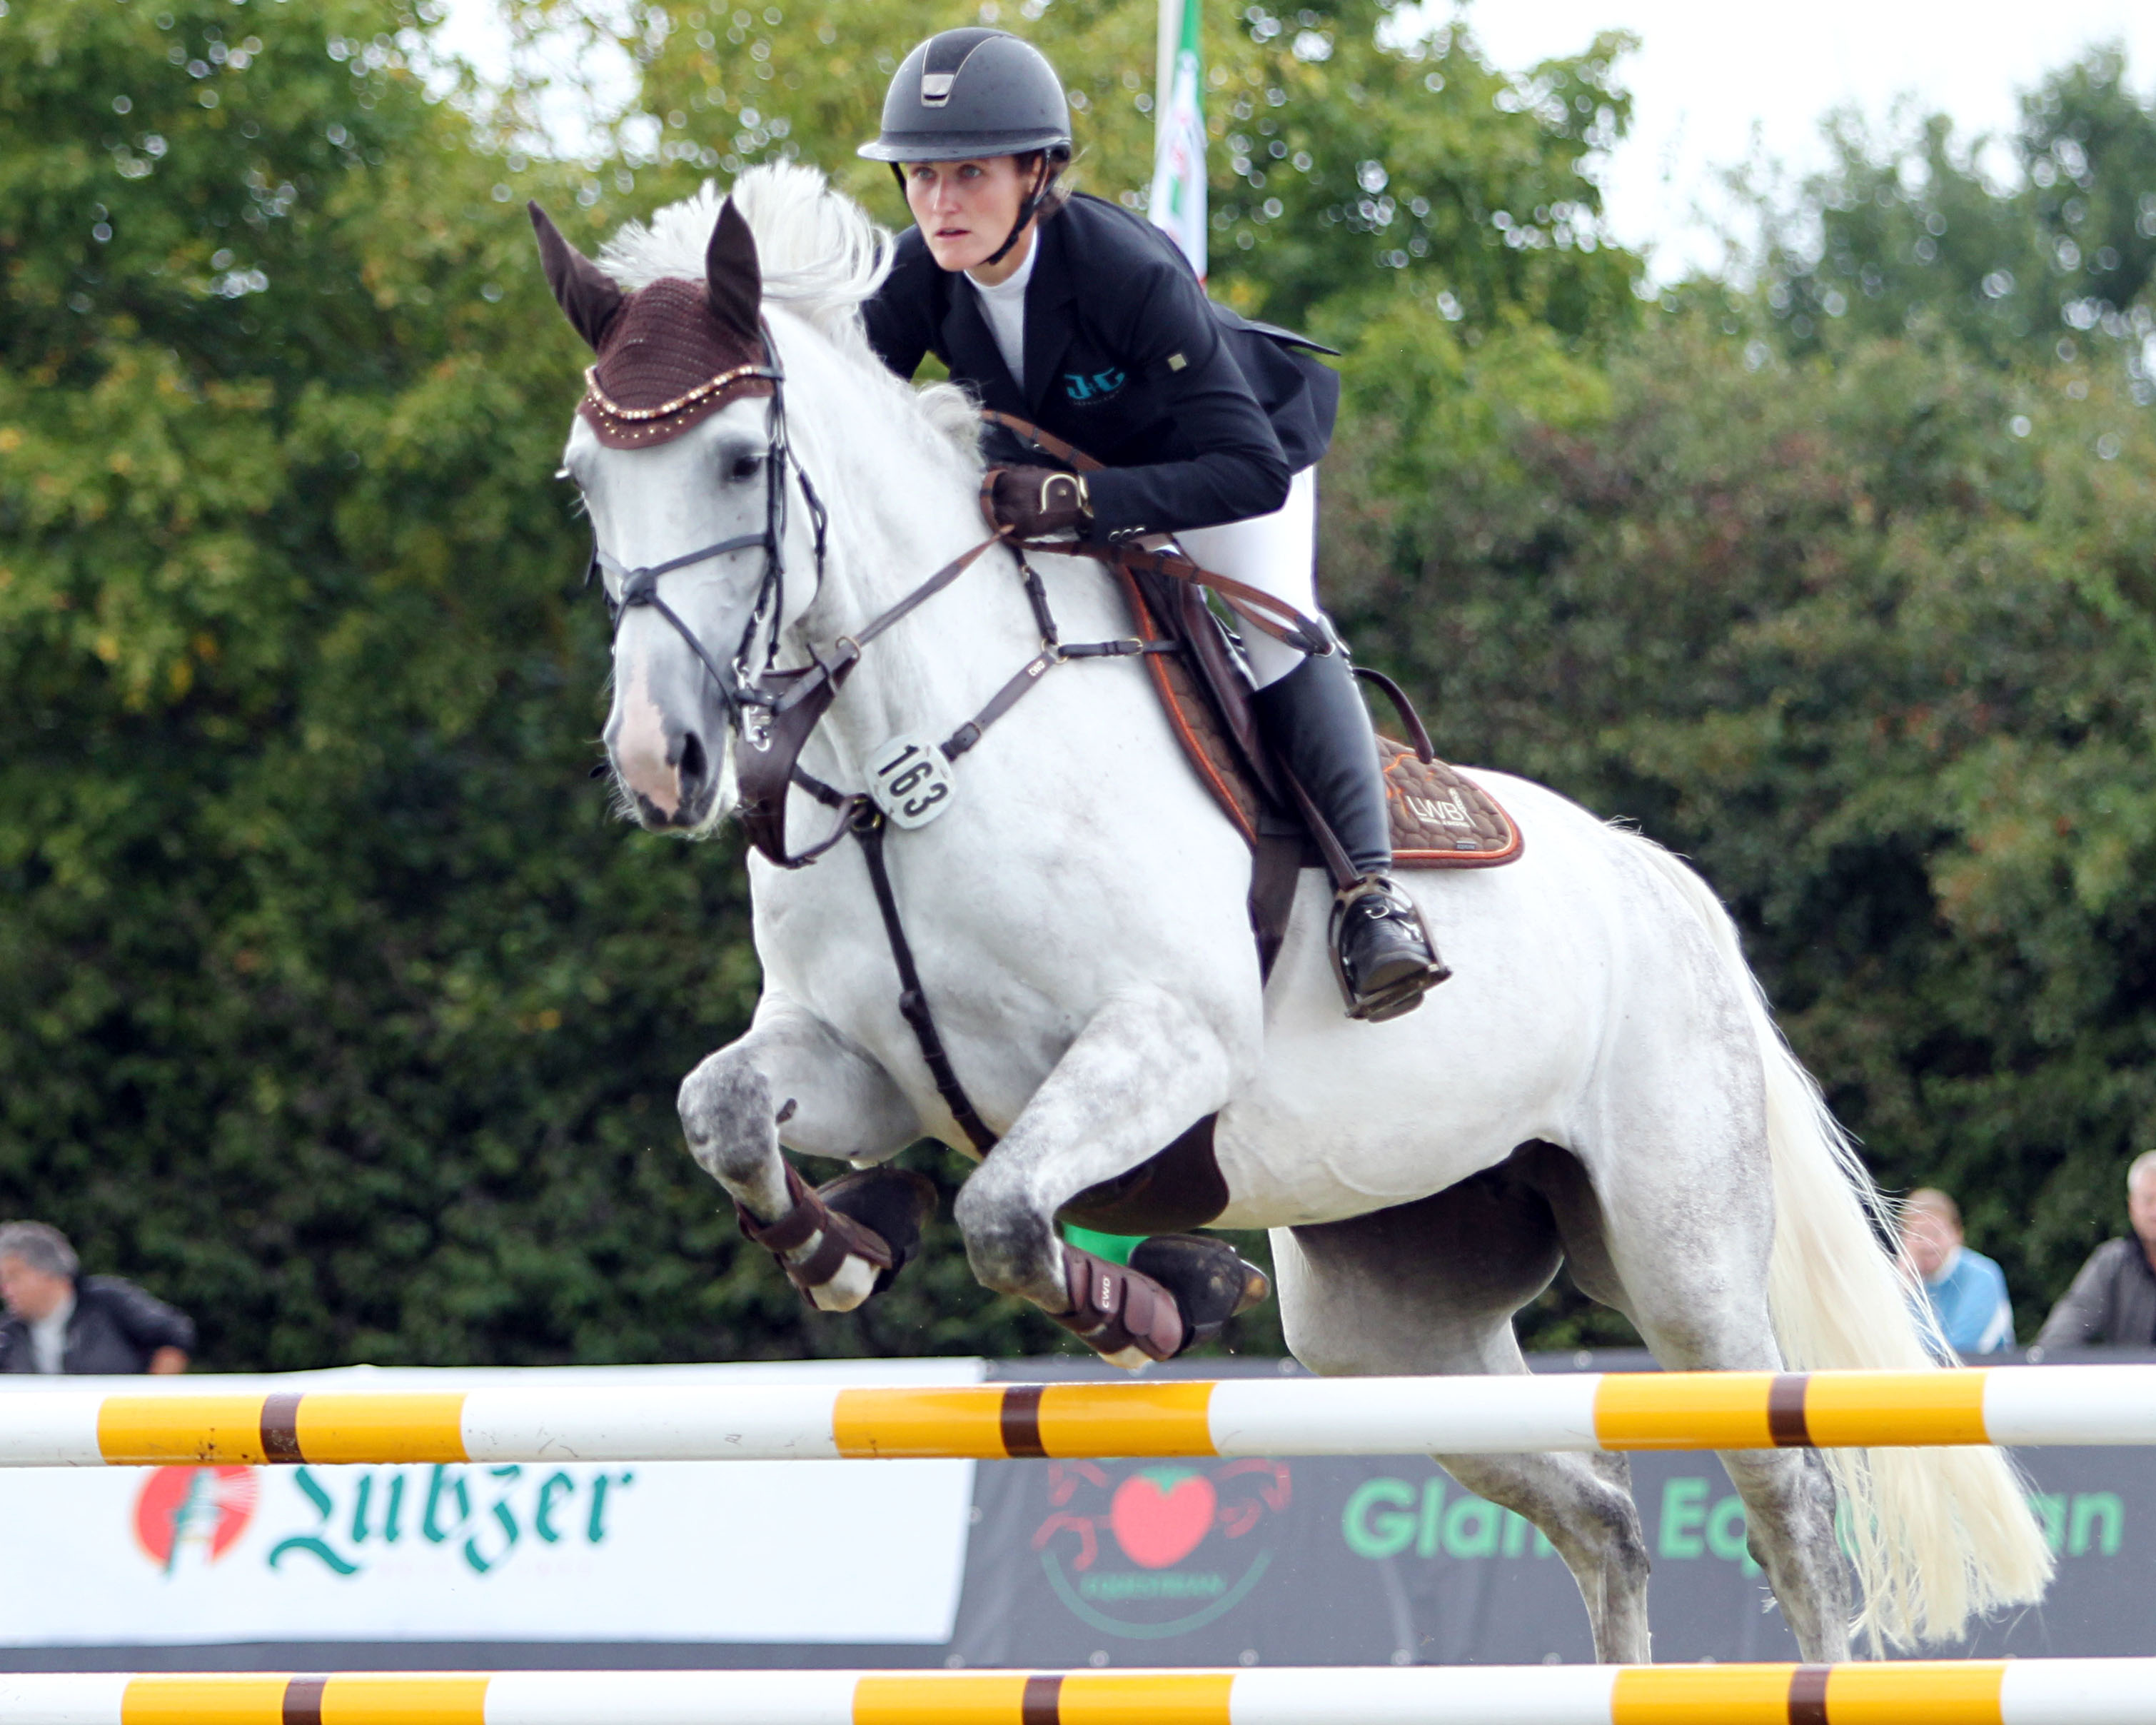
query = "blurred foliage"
(1747, 44, 2156, 391)
(4, 0, 2152, 1369)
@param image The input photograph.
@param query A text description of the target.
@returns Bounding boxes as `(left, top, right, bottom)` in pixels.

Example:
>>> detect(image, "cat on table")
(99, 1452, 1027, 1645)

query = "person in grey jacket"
(0, 1221, 193, 1374)
(2036, 1151, 2156, 1349)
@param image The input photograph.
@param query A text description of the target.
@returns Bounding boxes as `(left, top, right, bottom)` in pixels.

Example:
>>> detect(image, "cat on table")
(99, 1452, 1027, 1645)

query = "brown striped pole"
(0, 1661, 2145, 1725)
(0, 1366, 2149, 1468)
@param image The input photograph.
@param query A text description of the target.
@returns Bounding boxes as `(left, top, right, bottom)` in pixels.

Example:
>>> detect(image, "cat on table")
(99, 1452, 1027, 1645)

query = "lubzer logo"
(129, 1463, 635, 1581)
(134, 1466, 260, 1574)
(1033, 1458, 1289, 1639)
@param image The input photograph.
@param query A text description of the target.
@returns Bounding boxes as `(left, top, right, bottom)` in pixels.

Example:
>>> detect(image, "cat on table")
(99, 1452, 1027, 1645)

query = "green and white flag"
(1148, 0, 1207, 278)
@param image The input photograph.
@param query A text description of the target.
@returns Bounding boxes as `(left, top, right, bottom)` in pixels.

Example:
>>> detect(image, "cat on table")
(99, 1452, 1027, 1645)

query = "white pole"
(4, 1663, 2155, 1725)
(9, 1367, 2156, 1467)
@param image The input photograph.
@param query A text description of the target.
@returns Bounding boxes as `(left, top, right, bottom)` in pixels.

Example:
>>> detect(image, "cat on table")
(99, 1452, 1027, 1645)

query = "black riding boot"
(1251, 650, 1451, 1021)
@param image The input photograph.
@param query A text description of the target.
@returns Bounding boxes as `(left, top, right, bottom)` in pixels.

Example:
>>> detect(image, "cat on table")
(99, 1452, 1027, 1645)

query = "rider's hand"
(984, 466, 1092, 539)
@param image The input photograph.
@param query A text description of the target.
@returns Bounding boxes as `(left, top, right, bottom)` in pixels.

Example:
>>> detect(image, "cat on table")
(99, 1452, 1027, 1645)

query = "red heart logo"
(1109, 1471, 1218, 1569)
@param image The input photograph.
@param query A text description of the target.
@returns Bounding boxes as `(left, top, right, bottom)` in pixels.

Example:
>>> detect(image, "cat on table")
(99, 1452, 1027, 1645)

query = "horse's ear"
(528, 201, 624, 351)
(705, 197, 761, 341)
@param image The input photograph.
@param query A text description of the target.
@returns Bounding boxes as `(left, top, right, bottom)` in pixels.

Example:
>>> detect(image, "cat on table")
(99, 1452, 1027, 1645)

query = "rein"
(979, 410, 1334, 655)
(586, 385, 1326, 1157)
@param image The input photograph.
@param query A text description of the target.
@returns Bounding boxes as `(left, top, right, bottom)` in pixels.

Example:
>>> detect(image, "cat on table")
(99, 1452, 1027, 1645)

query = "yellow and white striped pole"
(6, 1367, 2154, 1467)
(4, 1662, 2154, 1725)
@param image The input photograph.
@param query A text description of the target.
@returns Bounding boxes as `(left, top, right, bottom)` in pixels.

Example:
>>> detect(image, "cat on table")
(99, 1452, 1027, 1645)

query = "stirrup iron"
(1330, 876, 1451, 1023)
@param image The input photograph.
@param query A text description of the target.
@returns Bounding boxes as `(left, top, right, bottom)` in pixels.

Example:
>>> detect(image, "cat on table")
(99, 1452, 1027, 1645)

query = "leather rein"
(586, 376, 1329, 1155)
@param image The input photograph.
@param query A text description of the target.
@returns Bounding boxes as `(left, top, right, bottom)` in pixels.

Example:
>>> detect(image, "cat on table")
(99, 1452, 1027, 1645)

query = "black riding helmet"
(859, 29, 1074, 268)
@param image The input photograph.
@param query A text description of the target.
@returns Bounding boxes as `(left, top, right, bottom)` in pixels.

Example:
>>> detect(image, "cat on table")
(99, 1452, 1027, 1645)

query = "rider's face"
(905, 156, 1036, 280)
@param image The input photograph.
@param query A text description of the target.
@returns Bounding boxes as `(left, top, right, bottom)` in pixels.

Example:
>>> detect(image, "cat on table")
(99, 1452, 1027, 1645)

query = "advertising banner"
(0, 1361, 978, 1650)
(949, 1443, 2151, 1667)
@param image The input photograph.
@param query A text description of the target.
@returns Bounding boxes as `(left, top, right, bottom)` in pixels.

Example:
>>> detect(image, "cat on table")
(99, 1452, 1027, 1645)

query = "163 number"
(866, 734, 957, 829)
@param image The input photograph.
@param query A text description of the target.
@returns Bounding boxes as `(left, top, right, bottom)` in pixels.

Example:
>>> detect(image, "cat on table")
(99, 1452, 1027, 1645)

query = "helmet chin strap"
(982, 154, 1056, 268)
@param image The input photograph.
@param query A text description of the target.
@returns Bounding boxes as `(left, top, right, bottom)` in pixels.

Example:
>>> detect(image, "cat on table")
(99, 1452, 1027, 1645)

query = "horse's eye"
(730, 453, 764, 482)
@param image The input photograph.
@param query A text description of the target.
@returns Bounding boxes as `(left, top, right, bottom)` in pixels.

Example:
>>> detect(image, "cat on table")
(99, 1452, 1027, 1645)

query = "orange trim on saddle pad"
(1381, 743, 1525, 870)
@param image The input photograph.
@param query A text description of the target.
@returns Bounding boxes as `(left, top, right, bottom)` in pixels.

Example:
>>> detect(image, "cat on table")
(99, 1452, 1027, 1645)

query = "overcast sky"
(440, 0, 2156, 281)
(1449, 0, 2156, 279)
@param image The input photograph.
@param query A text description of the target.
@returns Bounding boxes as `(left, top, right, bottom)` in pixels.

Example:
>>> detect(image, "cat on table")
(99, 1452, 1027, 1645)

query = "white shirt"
(967, 236, 1037, 394)
(29, 1289, 74, 1375)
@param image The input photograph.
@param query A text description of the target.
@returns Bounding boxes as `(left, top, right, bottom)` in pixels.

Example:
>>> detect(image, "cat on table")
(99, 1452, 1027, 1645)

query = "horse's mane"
(596, 164, 980, 456)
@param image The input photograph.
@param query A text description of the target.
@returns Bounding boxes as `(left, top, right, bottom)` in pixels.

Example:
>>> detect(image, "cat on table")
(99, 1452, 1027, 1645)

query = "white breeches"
(1175, 466, 1319, 689)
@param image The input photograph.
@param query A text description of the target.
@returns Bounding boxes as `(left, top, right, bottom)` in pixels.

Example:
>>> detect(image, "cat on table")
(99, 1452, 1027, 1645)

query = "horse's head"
(535, 193, 814, 835)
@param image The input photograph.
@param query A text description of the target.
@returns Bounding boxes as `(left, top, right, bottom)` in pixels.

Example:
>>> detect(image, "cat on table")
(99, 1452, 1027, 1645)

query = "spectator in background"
(1899, 1187, 2015, 1355)
(2037, 1152, 2156, 1350)
(0, 1222, 193, 1374)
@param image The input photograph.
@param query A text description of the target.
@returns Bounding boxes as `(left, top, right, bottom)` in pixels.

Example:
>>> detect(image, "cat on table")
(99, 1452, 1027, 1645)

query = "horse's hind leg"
(677, 993, 922, 1312)
(1558, 1090, 1855, 1662)
(1276, 1160, 1653, 1664)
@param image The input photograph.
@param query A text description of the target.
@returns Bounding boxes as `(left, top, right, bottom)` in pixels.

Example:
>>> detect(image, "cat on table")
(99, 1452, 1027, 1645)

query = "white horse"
(537, 164, 2050, 1661)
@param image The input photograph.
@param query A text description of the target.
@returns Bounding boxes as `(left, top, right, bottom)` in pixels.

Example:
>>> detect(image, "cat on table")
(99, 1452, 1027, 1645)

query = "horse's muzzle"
(610, 721, 727, 834)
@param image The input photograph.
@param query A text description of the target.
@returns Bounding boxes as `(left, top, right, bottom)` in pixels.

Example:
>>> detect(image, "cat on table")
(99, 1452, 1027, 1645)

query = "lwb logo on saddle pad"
(1033, 1457, 1291, 1638)
(1406, 793, 1474, 830)
(867, 734, 957, 829)
(1062, 368, 1127, 403)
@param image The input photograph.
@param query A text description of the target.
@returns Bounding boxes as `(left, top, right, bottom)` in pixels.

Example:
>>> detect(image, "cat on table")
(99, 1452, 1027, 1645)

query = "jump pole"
(4, 1367, 2155, 1467)
(4, 1663, 2154, 1725)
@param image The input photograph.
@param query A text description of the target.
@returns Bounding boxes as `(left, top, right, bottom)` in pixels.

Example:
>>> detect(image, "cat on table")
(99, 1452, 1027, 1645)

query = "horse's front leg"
(954, 986, 1257, 1367)
(677, 996, 925, 1312)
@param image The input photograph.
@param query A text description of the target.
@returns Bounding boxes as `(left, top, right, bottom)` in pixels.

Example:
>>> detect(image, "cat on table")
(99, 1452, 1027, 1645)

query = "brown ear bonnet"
(530, 199, 775, 449)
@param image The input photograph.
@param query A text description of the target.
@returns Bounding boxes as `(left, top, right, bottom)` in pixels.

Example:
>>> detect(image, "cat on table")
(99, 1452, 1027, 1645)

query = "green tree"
(1751, 44, 2156, 386)
(0, 0, 1059, 1368)
(610, 0, 1641, 345)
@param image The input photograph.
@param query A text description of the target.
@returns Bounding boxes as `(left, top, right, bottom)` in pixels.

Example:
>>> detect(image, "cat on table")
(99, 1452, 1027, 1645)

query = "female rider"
(859, 28, 1446, 1022)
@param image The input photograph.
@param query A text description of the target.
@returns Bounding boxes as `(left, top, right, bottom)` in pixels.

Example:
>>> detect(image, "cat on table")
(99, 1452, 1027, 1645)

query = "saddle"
(1047, 569, 1523, 1240)
(1116, 563, 1523, 977)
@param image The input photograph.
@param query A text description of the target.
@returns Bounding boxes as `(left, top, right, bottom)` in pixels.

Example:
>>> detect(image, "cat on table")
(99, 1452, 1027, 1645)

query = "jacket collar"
(938, 275, 1020, 413)
(933, 218, 1078, 415)
(1019, 214, 1077, 413)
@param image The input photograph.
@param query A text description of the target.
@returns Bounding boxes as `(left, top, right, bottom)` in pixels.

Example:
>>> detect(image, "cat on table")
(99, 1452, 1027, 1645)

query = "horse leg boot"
(1251, 650, 1449, 1020)
(1053, 1234, 1270, 1365)
(678, 1000, 930, 1312)
(952, 988, 1262, 1369)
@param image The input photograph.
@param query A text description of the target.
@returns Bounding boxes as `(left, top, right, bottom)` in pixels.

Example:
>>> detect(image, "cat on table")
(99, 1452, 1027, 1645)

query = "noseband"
(585, 324, 828, 737)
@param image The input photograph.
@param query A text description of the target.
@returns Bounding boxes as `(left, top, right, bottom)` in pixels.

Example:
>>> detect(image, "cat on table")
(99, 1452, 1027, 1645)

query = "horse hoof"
(1128, 1234, 1271, 1352)
(817, 1166, 937, 1295)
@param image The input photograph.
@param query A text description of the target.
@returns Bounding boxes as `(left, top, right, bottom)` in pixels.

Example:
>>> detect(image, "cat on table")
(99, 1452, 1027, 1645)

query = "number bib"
(865, 733, 958, 830)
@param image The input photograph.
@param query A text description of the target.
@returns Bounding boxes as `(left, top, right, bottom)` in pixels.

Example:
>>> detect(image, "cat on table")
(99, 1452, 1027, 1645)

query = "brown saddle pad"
(1120, 568, 1523, 870)
(1380, 743, 1523, 867)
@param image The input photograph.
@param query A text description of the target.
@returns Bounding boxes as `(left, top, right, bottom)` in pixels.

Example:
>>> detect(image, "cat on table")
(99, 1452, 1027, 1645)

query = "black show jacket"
(864, 192, 1339, 543)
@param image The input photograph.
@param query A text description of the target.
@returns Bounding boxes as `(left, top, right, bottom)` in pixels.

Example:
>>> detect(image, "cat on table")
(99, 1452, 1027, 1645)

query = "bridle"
(585, 323, 828, 745)
(577, 341, 1333, 1154)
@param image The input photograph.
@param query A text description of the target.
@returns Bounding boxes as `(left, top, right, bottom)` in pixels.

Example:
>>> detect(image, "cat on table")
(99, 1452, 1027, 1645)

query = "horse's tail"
(1621, 832, 2052, 1650)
